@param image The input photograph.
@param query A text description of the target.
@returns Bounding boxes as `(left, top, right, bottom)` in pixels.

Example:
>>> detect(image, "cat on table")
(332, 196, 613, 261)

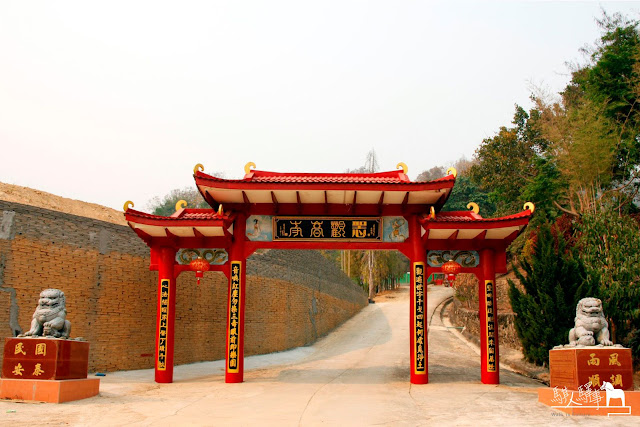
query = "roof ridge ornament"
(396, 162, 408, 175)
(175, 200, 187, 212)
(524, 202, 535, 213)
(447, 167, 457, 178)
(194, 163, 204, 174)
(466, 202, 479, 214)
(244, 162, 256, 175)
(123, 201, 134, 212)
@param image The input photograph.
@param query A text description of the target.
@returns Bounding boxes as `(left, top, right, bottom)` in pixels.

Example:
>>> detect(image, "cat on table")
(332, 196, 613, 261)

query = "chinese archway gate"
(124, 163, 533, 385)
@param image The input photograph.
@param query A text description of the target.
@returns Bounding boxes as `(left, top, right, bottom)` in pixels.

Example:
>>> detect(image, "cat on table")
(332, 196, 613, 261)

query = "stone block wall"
(0, 200, 367, 372)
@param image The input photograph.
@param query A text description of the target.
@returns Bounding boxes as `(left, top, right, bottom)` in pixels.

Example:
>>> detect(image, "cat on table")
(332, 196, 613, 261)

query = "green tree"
(576, 209, 640, 362)
(147, 187, 209, 216)
(508, 222, 598, 365)
(571, 12, 640, 158)
(444, 175, 496, 216)
(416, 157, 494, 216)
(416, 166, 446, 182)
(470, 106, 550, 217)
(534, 12, 640, 214)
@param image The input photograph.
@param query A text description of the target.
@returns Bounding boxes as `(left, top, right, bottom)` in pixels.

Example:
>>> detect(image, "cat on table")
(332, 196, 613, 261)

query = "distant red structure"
(125, 163, 533, 385)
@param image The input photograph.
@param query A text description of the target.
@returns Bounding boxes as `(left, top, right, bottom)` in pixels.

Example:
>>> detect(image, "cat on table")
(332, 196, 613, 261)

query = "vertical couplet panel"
(479, 248, 499, 384)
(226, 261, 242, 377)
(226, 214, 247, 383)
(155, 246, 177, 383)
(413, 262, 427, 377)
(409, 214, 428, 384)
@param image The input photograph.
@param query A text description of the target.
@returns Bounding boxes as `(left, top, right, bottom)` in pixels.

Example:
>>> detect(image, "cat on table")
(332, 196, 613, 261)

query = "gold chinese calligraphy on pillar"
(485, 280, 496, 372)
(227, 261, 242, 373)
(414, 262, 426, 375)
(157, 279, 170, 371)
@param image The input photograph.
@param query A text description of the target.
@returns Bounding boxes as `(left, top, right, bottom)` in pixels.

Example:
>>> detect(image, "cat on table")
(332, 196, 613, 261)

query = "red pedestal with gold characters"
(550, 347, 634, 391)
(2, 337, 89, 380)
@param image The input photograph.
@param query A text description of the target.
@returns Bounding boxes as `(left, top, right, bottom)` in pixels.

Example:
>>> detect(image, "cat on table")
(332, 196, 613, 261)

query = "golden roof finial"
(194, 163, 204, 174)
(175, 200, 187, 212)
(430, 206, 436, 220)
(244, 162, 256, 175)
(466, 202, 479, 214)
(446, 167, 457, 178)
(217, 204, 224, 216)
(524, 202, 535, 213)
(396, 162, 408, 174)
(123, 201, 134, 212)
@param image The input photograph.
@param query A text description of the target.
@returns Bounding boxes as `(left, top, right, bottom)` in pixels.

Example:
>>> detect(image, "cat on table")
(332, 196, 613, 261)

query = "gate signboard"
(274, 217, 381, 241)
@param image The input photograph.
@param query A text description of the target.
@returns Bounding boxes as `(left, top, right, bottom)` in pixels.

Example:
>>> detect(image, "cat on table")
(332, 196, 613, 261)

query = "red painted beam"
(270, 191, 279, 214)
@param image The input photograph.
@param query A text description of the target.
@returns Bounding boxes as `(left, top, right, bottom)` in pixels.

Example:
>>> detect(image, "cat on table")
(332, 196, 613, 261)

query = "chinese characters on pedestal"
(7, 341, 48, 379)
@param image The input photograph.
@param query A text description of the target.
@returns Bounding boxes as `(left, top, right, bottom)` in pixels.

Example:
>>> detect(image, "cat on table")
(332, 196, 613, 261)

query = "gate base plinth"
(410, 375, 428, 385)
(0, 378, 100, 403)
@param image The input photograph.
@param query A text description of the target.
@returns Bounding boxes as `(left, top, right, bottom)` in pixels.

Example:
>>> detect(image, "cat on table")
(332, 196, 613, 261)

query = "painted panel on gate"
(176, 248, 228, 265)
(246, 215, 273, 241)
(427, 250, 479, 267)
(382, 217, 408, 242)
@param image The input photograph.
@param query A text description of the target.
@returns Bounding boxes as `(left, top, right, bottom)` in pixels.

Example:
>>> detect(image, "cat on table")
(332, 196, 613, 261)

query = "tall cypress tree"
(508, 222, 598, 366)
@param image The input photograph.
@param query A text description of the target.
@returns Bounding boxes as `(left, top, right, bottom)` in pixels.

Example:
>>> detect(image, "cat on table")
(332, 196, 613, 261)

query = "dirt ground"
(3, 285, 601, 426)
(0, 182, 126, 225)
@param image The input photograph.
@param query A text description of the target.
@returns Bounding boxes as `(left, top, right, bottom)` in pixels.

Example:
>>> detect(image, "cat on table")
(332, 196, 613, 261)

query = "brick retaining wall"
(0, 201, 367, 372)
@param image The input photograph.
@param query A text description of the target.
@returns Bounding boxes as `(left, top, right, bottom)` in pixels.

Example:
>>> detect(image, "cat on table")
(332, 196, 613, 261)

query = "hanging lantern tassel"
(189, 257, 211, 285)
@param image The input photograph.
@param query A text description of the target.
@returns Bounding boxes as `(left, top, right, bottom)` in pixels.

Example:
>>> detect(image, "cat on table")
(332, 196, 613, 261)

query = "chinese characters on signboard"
(227, 261, 242, 373)
(273, 217, 381, 241)
(414, 262, 426, 374)
(157, 279, 170, 371)
(485, 280, 496, 372)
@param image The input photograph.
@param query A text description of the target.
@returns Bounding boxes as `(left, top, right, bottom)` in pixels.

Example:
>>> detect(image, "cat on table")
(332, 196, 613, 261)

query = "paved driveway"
(1, 285, 620, 425)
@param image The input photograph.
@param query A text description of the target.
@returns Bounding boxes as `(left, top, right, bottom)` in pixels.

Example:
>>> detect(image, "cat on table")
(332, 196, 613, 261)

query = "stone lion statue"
(19, 289, 71, 339)
(568, 297, 612, 347)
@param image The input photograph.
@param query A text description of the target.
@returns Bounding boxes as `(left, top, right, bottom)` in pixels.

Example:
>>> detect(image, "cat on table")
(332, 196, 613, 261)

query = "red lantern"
(442, 260, 462, 284)
(189, 257, 210, 285)
(435, 278, 444, 286)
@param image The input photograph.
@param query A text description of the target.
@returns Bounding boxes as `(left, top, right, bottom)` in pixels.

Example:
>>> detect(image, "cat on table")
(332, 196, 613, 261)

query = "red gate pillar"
(225, 213, 247, 383)
(155, 246, 177, 383)
(479, 248, 499, 384)
(409, 215, 428, 384)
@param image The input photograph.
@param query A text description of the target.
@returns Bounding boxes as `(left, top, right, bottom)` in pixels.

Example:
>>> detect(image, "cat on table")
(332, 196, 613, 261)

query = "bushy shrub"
(509, 222, 598, 365)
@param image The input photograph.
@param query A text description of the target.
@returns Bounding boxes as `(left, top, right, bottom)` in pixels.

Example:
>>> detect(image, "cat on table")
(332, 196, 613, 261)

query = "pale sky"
(1, 1, 639, 212)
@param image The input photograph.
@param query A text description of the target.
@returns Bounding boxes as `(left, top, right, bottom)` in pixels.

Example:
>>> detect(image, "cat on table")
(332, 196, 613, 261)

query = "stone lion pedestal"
(0, 337, 99, 403)
(538, 347, 639, 416)
(549, 347, 634, 391)
(538, 298, 638, 416)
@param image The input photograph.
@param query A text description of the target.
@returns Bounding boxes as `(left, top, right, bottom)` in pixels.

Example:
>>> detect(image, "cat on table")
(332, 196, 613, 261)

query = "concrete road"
(1, 285, 618, 426)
